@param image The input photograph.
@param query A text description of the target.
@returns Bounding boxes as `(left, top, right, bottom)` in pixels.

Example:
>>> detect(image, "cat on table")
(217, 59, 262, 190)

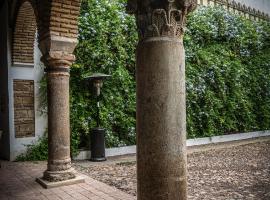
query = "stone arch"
(13, 1, 37, 64)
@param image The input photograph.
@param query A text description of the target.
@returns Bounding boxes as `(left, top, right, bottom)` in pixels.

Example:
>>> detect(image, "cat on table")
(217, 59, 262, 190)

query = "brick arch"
(13, 1, 37, 64)
(49, 0, 81, 39)
(36, 0, 81, 61)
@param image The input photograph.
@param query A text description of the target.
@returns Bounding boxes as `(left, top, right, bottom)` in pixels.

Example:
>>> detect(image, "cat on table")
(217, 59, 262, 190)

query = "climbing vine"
(185, 7, 270, 137)
(16, 2, 270, 160)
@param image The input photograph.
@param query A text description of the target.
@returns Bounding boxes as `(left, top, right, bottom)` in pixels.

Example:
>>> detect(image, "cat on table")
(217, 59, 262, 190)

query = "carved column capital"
(127, 0, 197, 40)
(39, 35, 78, 75)
(42, 51, 75, 75)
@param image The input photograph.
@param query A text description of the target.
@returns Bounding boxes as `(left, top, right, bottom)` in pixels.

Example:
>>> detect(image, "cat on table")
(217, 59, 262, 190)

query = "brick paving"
(0, 161, 135, 200)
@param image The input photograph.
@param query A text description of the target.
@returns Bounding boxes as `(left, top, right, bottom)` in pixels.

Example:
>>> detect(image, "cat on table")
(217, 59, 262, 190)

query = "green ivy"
(16, 4, 270, 161)
(185, 6, 270, 138)
(71, 0, 137, 151)
(16, 134, 48, 161)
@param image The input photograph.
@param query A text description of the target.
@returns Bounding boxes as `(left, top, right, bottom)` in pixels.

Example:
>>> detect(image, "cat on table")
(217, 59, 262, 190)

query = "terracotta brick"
(13, 80, 35, 138)
(13, 1, 36, 64)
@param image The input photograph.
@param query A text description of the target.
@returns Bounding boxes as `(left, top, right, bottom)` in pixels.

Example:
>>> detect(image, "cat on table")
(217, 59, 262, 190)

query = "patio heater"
(85, 73, 111, 162)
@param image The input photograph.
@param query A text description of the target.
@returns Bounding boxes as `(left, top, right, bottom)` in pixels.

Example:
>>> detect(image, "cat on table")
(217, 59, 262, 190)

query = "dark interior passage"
(0, 1, 10, 160)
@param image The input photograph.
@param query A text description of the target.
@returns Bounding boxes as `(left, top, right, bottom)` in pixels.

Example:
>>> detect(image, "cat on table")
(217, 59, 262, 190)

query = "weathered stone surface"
(36, 174, 85, 189)
(136, 38, 187, 200)
(40, 35, 79, 182)
(127, 1, 196, 199)
(13, 80, 35, 138)
(127, 0, 197, 40)
(26, 0, 82, 184)
(42, 62, 74, 182)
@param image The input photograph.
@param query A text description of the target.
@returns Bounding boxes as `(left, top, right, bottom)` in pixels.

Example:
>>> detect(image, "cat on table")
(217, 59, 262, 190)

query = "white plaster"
(74, 131, 270, 160)
(8, 32, 47, 161)
(106, 145, 136, 157)
(186, 130, 270, 146)
(74, 151, 91, 161)
(13, 62, 34, 67)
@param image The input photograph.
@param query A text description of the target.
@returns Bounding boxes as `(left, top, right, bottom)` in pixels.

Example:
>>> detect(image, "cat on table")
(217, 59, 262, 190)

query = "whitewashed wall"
(8, 33, 47, 161)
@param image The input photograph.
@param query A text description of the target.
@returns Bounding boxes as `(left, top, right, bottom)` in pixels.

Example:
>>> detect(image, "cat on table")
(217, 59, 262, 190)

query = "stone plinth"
(36, 175, 85, 189)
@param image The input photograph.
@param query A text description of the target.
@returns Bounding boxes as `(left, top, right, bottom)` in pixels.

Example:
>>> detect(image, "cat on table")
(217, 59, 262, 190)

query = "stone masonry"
(13, 79, 35, 138)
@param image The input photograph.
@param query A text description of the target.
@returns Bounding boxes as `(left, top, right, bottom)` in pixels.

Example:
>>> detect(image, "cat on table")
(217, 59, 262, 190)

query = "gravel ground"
(75, 140, 270, 200)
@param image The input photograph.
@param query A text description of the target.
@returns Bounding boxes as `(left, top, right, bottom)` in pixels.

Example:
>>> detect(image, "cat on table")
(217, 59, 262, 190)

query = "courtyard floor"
(0, 161, 135, 200)
(0, 137, 269, 200)
(75, 137, 270, 200)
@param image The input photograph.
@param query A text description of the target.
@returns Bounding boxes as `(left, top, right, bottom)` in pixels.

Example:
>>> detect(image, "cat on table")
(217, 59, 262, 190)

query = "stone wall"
(13, 80, 35, 138)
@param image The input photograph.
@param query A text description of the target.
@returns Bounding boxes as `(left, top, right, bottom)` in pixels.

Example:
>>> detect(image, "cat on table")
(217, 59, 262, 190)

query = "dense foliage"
(185, 7, 270, 137)
(71, 0, 137, 152)
(16, 2, 270, 160)
(16, 134, 48, 161)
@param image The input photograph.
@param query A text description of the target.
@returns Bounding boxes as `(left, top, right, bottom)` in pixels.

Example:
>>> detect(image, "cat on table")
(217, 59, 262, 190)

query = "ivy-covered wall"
(185, 7, 270, 138)
(17, 1, 270, 160)
(72, 1, 270, 150)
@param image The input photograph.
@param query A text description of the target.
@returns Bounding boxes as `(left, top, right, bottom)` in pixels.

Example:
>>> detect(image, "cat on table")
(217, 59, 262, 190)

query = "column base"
(43, 168, 76, 182)
(36, 175, 85, 189)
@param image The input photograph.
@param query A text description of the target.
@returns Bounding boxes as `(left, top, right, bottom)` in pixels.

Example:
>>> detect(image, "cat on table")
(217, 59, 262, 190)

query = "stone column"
(127, 1, 197, 199)
(39, 37, 78, 182)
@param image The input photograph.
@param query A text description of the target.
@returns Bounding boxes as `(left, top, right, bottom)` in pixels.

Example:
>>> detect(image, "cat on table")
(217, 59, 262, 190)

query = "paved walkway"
(1, 137, 269, 200)
(0, 161, 135, 200)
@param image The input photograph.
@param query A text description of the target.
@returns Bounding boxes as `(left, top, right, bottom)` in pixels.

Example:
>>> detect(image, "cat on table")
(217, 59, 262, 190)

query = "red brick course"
(36, 0, 81, 42)
(13, 1, 36, 64)
(13, 79, 35, 138)
(13, 0, 81, 62)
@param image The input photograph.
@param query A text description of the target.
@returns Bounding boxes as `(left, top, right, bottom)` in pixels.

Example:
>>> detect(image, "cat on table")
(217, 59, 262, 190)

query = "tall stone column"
(43, 53, 74, 182)
(127, 1, 197, 199)
(39, 37, 78, 183)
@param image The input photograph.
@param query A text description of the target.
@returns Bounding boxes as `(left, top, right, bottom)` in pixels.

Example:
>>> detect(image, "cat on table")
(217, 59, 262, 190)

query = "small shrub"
(16, 134, 48, 161)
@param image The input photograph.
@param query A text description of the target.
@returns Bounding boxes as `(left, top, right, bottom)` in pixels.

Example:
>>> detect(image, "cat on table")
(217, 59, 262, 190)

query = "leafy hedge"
(16, 2, 270, 160)
(185, 7, 270, 138)
(71, 0, 137, 153)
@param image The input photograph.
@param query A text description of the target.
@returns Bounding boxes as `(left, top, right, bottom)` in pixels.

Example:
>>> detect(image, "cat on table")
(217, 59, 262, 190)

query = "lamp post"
(85, 73, 111, 162)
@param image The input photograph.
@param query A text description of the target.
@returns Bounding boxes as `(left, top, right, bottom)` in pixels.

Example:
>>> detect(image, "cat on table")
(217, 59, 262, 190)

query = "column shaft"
(137, 37, 187, 200)
(44, 69, 75, 182)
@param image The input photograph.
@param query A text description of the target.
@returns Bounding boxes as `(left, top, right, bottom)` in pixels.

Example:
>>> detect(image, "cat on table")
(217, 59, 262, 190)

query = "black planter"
(90, 128, 106, 162)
